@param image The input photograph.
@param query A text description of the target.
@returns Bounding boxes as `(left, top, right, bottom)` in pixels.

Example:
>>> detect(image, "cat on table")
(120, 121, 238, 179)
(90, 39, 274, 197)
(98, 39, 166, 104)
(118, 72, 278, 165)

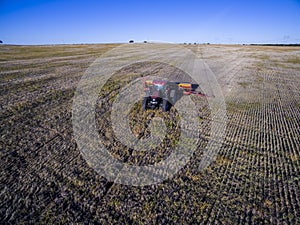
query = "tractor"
(142, 79, 206, 111)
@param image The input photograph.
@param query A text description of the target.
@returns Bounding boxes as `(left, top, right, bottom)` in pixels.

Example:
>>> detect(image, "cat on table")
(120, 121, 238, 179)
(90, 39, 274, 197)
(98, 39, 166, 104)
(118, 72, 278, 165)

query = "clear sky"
(1, 0, 300, 45)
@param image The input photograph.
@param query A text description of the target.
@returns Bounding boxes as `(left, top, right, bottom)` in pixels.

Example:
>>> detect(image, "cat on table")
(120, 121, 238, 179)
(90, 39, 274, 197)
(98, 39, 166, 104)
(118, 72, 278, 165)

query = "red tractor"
(142, 79, 206, 111)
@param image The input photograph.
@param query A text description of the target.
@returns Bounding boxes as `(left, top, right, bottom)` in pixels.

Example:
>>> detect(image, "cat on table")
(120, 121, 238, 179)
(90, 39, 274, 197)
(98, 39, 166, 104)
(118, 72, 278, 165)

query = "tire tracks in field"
(190, 47, 300, 223)
(101, 44, 199, 194)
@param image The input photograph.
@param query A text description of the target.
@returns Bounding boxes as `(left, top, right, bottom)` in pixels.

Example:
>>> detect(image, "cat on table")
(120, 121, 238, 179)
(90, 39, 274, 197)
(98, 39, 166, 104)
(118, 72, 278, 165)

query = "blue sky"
(1, 0, 300, 44)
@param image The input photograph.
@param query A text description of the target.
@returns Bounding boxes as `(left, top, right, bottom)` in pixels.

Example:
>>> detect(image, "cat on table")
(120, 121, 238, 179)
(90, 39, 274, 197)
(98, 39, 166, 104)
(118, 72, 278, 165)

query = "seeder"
(142, 79, 209, 111)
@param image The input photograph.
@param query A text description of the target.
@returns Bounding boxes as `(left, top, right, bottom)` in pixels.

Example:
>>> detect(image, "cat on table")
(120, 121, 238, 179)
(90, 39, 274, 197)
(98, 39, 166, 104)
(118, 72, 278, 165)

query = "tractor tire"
(162, 99, 170, 112)
(142, 97, 148, 111)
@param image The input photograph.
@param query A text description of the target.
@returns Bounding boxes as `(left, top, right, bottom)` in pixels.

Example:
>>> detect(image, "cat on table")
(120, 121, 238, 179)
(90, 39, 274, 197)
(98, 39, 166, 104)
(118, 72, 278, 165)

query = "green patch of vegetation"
(273, 62, 300, 70)
(238, 82, 251, 88)
(226, 101, 260, 111)
(27, 83, 41, 92)
(0, 71, 28, 82)
(205, 55, 222, 60)
(255, 75, 264, 83)
(253, 61, 266, 71)
(251, 54, 270, 60)
(285, 55, 300, 64)
(216, 156, 232, 166)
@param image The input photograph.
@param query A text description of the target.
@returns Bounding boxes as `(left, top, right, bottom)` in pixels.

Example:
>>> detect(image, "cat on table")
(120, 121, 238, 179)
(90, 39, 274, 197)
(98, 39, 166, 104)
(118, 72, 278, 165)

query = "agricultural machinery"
(142, 79, 207, 111)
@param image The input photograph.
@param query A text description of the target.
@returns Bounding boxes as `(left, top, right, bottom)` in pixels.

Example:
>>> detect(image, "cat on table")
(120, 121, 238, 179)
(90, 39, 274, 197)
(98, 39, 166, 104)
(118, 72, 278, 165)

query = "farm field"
(1, 43, 300, 224)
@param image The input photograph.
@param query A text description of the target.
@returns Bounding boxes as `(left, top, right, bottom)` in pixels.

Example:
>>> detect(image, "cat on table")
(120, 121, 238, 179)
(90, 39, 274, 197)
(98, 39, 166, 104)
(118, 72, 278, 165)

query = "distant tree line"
(249, 43, 300, 47)
(128, 40, 149, 44)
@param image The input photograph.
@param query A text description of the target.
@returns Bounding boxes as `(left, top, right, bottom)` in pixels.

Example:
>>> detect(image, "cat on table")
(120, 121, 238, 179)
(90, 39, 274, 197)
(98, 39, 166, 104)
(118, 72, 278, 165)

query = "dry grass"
(1, 44, 300, 224)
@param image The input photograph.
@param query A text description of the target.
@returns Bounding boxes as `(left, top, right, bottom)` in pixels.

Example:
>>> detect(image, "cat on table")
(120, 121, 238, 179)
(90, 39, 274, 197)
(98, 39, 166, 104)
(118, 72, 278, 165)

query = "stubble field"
(0, 43, 300, 224)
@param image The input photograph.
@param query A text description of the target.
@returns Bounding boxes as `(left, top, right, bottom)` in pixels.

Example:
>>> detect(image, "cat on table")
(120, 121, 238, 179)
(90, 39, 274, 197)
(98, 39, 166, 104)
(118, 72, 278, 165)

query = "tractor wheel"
(162, 99, 170, 112)
(142, 97, 148, 111)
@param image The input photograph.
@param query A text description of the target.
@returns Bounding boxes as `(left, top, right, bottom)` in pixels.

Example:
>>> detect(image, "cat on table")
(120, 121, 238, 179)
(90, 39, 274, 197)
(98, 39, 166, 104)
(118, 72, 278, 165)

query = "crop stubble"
(0, 44, 299, 224)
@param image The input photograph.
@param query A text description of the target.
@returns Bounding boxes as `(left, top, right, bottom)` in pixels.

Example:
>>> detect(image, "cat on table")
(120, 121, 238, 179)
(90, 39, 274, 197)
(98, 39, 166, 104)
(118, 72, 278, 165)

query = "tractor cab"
(149, 82, 164, 98)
